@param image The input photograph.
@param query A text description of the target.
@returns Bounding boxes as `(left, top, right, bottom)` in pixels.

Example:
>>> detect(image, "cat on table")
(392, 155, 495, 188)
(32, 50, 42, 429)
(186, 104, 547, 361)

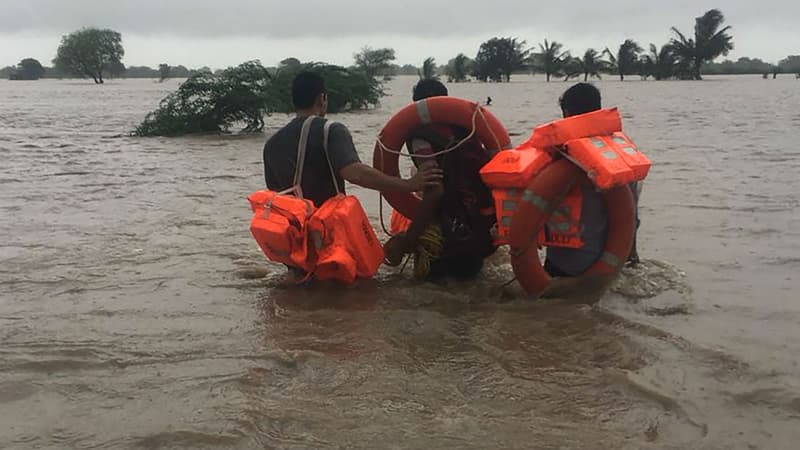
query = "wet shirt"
(263, 117, 360, 207)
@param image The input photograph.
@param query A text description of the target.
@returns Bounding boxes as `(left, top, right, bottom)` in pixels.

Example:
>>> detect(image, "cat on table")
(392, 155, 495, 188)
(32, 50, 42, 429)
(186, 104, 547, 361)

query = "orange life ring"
(373, 96, 511, 219)
(509, 159, 635, 296)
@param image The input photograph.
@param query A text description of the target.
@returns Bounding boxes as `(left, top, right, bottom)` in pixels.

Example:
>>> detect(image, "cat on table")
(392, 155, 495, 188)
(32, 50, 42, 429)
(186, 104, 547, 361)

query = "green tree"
(473, 37, 528, 82)
(53, 28, 124, 84)
(604, 39, 643, 81)
(702, 57, 773, 75)
(9, 58, 46, 80)
(134, 60, 272, 136)
(533, 39, 569, 82)
(670, 9, 734, 80)
(444, 53, 472, 82)
(280, 57, 301, 67)
(418, 57, 438, 80)
(354, 47, 396, 78)
(134, 61, 384, 137)
(640, 44, 678, 80)
(565, 49, 607, 81)
(106, 60, 126, 79)
(158, 64, 171, 82)
(778, 55, 800, 74)
(0, 66, 15, 79)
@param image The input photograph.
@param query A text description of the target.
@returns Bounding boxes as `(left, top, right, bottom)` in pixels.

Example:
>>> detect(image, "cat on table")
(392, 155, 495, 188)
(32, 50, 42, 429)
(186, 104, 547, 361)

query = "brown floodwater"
(1, 75, 799, 449)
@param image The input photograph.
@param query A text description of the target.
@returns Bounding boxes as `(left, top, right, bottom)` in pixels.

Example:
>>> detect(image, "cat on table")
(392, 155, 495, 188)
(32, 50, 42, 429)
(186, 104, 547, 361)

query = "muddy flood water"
(1, 75, 799, 449)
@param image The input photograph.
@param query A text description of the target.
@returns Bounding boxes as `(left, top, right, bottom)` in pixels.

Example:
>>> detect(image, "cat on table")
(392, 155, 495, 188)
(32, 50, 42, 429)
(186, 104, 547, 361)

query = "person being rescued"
(540, 83, 642, 298)
(383, 79, 498, 281)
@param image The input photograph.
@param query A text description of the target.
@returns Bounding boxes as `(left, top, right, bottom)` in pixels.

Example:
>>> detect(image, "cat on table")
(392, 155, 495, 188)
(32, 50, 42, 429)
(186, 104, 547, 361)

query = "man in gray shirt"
(264, 72, 441, 208)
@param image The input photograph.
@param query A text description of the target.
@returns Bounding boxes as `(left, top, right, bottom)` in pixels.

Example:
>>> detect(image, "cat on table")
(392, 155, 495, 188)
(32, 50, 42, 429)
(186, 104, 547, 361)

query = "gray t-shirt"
(263, 116, 360, 207)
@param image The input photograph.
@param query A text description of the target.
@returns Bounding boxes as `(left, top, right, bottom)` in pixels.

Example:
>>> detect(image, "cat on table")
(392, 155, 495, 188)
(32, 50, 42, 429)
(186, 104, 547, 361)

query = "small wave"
(611, 259, 692, 301)
(764, 256, 800, 267)
(49, 171, 93, 177)
(199, 174, 246, 181)
(135, 430, 244, 449)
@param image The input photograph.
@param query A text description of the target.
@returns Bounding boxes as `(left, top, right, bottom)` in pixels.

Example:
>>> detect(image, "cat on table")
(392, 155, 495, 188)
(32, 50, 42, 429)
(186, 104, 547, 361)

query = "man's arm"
(327, 122, 442, 193)
(339, 162, 442, 193)
(383, 139, 446, 263)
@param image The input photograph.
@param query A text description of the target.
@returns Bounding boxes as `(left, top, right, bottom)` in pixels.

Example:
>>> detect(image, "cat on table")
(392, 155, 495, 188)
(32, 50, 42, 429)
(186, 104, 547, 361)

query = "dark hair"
(559, 83, 601, 117)
(412, 78, 448, 101)
(292, 71, 326, 110)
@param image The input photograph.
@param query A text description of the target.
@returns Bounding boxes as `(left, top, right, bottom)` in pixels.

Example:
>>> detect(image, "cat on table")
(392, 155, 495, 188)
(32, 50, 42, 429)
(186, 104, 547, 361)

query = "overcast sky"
(1, 0, 798, 68)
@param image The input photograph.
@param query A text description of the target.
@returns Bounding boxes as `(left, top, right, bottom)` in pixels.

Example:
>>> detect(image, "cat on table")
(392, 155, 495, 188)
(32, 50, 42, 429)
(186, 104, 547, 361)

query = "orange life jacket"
(529, 108, 651, 190)
(309, 195, 384, 283)
(390, 209, 411, 235)
(479, 147, 552, 188)
(249, 117, 384, 283)
(248, 190, 316, 272)
(526, 107, 623, 150)
(480, 107, 649, 249)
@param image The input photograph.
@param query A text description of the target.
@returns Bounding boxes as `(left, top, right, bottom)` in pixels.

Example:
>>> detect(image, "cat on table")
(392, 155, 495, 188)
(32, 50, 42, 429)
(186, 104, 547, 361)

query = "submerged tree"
(134, 61, 384, 137)
(472, 37, 528, 82)
(445, 53, 472, 82)
(158, 64, 171, 82)
(354, 47, 396, 79)
(565, 49, 607, 81)
(778, 55, 800, 74)
(267, 62, 383, 113)
(670, 9, 734, 80)
(640, 44, 678, 80)
(134, 60, 272, 136)
(53, 28, 124, 84)
(418, 57, 438, 80)
(533, 39, 569, 82)
(604, 39, 643, 81)
(10, 58, 46, 80)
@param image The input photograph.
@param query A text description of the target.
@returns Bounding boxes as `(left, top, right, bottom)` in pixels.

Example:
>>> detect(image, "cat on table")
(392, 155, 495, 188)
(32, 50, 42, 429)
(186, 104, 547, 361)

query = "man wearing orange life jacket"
(263, 72, 443, 276)
(543, 83, 641, 285)
(383, 79, 497, 280)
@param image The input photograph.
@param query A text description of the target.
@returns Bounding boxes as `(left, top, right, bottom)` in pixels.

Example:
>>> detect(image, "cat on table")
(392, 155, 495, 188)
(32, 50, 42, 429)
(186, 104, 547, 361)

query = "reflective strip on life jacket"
(537, 185, 584, 249)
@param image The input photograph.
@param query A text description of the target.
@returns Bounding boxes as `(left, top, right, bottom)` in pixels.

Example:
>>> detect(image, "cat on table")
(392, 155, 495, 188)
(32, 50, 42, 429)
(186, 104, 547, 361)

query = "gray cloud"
(1, 0, 798, 66)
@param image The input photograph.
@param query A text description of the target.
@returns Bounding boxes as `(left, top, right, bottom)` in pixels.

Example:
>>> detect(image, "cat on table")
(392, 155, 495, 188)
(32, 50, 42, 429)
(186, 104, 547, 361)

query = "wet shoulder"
(265, 118, 303, 151)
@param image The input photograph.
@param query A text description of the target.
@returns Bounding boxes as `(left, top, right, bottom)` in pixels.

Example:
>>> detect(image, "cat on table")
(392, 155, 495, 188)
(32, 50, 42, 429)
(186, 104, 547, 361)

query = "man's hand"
(405, 165, 443, 193)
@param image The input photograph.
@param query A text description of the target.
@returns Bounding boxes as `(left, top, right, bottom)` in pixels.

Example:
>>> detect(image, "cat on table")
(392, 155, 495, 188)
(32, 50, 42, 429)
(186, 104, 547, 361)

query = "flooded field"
(1, 75, 798, 449)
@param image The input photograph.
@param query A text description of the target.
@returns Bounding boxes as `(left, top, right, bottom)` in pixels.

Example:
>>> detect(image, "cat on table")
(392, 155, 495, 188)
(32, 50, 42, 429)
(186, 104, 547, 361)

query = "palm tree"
(445, 53, 471, 82)
(565, 48, 607, 81)
(533, 39, 570, 82)
(418, 57, 438, 79)
(604, 39, 643, 81)
(670, 9, 734, 80)
(641, 44, 678, 80)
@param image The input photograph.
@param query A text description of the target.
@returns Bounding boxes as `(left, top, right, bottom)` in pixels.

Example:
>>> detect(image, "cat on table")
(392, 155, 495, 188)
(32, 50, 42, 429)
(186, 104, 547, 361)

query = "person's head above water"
(292, 71, 328, 116)
(412, 78, 448, 101)
(559, 83, 601, 118)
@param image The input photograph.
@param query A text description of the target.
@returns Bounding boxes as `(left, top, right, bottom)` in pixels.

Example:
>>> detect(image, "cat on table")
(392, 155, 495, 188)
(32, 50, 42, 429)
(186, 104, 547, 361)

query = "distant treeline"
(703, 56, 800, 75)
(4, 7, 798, 85)
(0, 63, 211, 80)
